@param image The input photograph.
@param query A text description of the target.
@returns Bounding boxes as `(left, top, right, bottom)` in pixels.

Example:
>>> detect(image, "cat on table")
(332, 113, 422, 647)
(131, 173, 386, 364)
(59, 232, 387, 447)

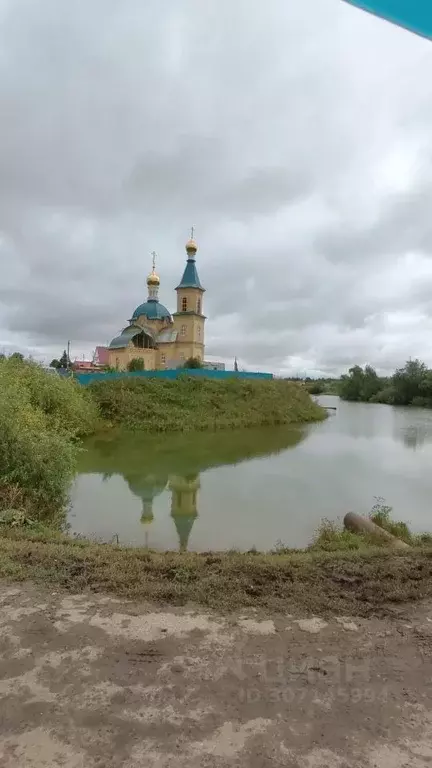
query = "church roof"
(176, 259, 204, 291)
(156, 328, 178, 343)
(172, 514, 197, 552)
(109, 325, 142, 349)
(131, 300, 171, 321)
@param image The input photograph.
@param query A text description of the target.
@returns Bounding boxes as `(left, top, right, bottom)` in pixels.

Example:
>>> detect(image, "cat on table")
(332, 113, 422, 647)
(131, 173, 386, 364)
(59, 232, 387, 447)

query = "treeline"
(340, 360, 432, 407)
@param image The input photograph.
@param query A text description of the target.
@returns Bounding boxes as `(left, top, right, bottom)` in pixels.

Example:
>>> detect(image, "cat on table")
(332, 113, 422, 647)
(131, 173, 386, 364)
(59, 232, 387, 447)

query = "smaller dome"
(132, 300, 171, 321)
(147, 268, 160, 286)
(185, 238, 198, 254)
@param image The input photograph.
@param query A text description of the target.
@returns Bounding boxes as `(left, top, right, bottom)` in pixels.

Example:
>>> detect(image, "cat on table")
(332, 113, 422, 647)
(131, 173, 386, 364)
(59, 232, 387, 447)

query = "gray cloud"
(1, 0, 432, 374)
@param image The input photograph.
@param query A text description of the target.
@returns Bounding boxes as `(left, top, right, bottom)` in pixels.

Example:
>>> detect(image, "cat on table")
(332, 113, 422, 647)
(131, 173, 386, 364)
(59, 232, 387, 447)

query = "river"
(69, 395, 432, 551)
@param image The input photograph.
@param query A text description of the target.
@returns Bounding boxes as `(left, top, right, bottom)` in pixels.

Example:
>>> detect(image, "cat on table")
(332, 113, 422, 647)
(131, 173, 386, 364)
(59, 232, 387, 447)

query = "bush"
(0, 358, 98, 523)
(184, 357, 203, 369)
(306, 381, 324, 395)
(127, 358, 145, 372)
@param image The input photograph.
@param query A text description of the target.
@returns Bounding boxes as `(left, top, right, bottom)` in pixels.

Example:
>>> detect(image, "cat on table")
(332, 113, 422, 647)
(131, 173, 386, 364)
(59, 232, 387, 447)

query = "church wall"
(108, 346, 156, 371)
(156, 343, 177, 368)
(175, 288, 204, 315)
(172, 313, 205, 347)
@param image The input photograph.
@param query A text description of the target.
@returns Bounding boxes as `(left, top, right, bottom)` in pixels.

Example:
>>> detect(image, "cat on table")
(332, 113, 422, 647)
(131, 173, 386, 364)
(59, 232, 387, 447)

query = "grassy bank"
(1, 528, 431, 617)
(89, 375, 325, 432)
(0, 357, 98, 524)
(1, 502, 432, 617)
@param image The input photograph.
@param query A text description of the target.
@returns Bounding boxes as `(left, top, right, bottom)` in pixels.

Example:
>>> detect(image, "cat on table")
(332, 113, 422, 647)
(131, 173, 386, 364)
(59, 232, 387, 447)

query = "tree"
(50, 359, 61, 369)
(340, 364, 381, 402)
(361, 365, 381, 401)
(184, 357, 203, 369)
(10, 352, 24, 362)
(392, 359, 428, 406)
(340, 365, 364, 401)
(59, 350, 69, 369)
(127, 358, 145, 372)
(234, 357, 239, 372)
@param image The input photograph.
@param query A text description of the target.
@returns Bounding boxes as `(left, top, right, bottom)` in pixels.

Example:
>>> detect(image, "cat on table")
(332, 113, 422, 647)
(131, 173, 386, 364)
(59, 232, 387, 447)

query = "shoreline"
(1, 527, 432, 617)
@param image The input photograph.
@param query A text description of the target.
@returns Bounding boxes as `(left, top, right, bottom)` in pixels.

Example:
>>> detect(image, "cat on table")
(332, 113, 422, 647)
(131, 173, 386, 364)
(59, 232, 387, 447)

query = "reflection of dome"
(131, 301, 171, 321)
(147, 268, 160, 286)
(125, 473, 168, 522)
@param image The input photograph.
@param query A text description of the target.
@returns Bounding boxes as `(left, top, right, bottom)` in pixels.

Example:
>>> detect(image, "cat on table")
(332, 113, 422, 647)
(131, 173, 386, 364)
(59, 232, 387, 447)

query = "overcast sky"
(1, 0, 432, 375)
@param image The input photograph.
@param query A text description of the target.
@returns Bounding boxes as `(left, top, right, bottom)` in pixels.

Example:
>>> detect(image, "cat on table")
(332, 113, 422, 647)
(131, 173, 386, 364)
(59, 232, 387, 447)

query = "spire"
(147, 251, 160, 301)
(169, 474, 199, 552)
(176, 229, 204, 291)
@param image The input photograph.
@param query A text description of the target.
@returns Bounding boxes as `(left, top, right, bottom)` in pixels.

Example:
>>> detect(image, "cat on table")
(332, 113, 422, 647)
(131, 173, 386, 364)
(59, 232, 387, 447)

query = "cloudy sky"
(1, 0, 432, 375)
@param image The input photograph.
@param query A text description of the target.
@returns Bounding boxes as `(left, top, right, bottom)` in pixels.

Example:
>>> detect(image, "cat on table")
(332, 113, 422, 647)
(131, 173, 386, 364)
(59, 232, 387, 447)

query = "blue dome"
(132, 300, 171, 321)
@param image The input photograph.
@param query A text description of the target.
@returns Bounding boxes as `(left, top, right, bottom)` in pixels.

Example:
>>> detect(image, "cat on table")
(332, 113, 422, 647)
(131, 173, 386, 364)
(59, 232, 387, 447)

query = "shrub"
(0, 358, 98, 523)
(127, 358, 145, 372)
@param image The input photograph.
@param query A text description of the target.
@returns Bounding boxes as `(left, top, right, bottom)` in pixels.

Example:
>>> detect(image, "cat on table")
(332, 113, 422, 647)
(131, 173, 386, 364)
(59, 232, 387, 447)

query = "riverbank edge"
(1, 529, 432, 617)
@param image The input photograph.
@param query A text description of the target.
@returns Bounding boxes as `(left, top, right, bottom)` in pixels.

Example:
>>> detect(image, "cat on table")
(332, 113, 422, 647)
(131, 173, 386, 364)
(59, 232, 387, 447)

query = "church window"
(182, 297, 187, 312)
(197, 326, 201, 338)
(181, 325, 186, 337)
(180, 353, 185, 361)
(197, 298, 201, 314)
(161, 353, 166, 364)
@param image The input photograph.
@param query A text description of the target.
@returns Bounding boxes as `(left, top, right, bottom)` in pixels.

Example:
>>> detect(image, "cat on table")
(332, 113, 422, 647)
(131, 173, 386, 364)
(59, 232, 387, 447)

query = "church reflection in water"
(79, 424, 307, 551)
(124, 472, 199, 551)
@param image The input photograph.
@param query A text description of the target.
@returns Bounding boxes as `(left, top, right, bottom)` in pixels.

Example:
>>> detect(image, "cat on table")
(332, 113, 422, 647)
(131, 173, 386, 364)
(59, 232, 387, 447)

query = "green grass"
(88, 375, 326, 432)
(307, 499, 432, 552)
(1, 526, 432, 617)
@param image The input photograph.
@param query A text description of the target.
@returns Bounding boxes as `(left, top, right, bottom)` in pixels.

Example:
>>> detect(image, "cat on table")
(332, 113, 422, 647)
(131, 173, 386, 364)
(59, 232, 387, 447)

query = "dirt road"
(1, 583, 432, 766)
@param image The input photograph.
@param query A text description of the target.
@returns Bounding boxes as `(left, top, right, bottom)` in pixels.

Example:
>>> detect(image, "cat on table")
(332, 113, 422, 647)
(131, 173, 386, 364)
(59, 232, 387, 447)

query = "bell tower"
(172, 229, 205, 365)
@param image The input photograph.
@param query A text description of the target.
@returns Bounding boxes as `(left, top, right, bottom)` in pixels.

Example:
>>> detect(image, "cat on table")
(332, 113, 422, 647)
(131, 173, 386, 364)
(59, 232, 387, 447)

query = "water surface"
(70, 396, 432, 550)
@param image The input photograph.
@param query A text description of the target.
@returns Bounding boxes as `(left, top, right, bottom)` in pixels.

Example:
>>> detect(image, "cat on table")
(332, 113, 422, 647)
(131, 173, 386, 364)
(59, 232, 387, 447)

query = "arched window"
(180, 325, 186, 337)
(182, 297, 187, 312)
(197, 326, 201, 338)
(197, 298, 201, 314)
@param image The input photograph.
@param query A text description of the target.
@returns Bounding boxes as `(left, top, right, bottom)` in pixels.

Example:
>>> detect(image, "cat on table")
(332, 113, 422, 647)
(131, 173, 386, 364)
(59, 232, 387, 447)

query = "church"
(106, 234, 205, 371)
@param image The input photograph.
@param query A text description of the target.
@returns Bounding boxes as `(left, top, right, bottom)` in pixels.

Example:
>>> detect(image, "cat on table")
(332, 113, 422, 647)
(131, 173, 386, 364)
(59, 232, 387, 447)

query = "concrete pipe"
(344, 512, 410, 550)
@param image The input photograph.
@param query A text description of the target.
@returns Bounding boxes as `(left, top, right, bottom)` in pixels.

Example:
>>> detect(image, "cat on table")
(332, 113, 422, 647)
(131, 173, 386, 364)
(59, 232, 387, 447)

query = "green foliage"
(305, 381, 325, 395)
(369, 497, 412, 544)
(127, 357, 145, 372)
(59, 350, 69, 369)
(89, 376, 326, 432)
(0, 357, 99, 523)
(50, 359, 61, 369)
(309, 519, 370, 551)
(310, 498, 432, 551)
(340, 365, 382, 402)
(184, 357, 203, 369)
(340, 359, 432, 408)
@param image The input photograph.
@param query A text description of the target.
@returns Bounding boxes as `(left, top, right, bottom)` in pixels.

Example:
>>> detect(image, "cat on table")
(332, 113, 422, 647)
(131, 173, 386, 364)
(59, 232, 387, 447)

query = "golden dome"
(185, 238, 198, 254)
(147, 268, 160, 286)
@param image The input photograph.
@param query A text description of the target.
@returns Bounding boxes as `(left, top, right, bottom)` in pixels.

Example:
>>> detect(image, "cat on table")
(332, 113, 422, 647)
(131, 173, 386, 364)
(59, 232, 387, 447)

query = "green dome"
(132, 299, 171, 321)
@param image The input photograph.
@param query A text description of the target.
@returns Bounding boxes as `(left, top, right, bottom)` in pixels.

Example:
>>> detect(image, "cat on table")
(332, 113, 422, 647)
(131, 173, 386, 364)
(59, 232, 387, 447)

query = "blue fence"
(75, 368, 273, 385)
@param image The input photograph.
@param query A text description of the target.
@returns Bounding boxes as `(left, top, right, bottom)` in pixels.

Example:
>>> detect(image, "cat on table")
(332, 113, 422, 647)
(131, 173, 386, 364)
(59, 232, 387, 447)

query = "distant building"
(93, 346, 110, 367)
(203, 361, 225, 371)
(71, 360, 99, 372)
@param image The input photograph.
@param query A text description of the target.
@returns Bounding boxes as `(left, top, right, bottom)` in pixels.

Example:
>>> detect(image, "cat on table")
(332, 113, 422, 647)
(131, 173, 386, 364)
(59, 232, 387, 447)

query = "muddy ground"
(1, 584, 432, 766)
